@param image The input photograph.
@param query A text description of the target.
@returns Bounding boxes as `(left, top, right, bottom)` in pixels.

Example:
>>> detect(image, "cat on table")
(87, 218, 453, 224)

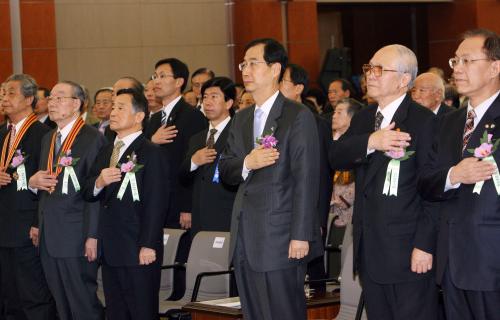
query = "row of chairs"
(96, 230, 233, 317)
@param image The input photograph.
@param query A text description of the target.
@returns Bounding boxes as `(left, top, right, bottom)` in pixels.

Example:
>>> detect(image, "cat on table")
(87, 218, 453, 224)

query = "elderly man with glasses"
(330, 44, 440, 319)
(419, 28, 500, 320)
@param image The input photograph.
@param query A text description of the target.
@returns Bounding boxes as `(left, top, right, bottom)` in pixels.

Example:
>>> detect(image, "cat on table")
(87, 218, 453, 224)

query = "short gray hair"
(59, 81, 85, 112)
(6, 74, 38, 108)
(385, 44, 418, 87)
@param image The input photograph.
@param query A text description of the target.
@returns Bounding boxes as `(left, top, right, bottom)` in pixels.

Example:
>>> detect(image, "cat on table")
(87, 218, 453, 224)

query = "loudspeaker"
(318, 48, 352, 92)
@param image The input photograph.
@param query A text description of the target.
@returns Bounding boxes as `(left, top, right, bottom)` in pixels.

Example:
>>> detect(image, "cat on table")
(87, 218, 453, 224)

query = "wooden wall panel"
(0, 0, 12, 81)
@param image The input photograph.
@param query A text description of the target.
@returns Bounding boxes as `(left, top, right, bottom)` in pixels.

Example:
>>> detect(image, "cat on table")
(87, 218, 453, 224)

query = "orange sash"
(0, 113, 38, 171)
(46, 117, 85, 177)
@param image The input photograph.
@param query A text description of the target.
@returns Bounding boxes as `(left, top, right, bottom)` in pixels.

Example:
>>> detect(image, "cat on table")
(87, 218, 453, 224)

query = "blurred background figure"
(237, 90, 254, 111)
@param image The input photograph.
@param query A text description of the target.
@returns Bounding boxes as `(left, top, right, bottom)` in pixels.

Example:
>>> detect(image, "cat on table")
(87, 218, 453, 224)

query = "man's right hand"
(96, 168, 122, 189)
(368, 122, 411, 152)
(29, 227, 39, 247)
(151, 125, 178, 145)
(449, 157, 496, 185)
(29, 170, 58, 191)
(192, 147, 217, 166)
(244, 145, 280, 170)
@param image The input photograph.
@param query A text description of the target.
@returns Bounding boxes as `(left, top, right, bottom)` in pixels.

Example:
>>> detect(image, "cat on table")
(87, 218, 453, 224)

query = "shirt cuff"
(242, 159, 251, 180)
(367, 148, 375, 156)
(93, 183, 104, 196)
(190, 160, 199, 172)
(444, 167, 461, 192)
(28, 186, 38, 194)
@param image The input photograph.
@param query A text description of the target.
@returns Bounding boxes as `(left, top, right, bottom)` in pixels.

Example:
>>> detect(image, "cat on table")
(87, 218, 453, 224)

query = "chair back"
(160, 228, 186, 299)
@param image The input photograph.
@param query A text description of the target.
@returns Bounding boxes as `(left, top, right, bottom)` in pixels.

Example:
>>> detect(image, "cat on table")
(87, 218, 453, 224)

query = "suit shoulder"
(30, 121, 51, 135)
(409, 100, 435, 120)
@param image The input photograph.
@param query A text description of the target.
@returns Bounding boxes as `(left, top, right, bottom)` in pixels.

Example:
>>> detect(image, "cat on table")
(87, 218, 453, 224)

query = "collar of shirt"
(433, 105, 440, 115)
(114, 130, 143, 160)
(11, 115, 28, 132)
(468, 90, 500, 129)
(80, 111, 87, 122)
(255, 90, 279, 121)
(377, 94, 406, 129)
(38, 114, 49, 123)
(207, 116, 231, 144)
(99, 120, 110, 128)
(57, 117, 78, 143)
(162, 95, 182, 120)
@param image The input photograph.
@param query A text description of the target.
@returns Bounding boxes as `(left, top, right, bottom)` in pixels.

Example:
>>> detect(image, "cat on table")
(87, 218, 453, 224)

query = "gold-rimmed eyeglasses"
(362, 64, 399, 77)
(238, 60, 270, 71)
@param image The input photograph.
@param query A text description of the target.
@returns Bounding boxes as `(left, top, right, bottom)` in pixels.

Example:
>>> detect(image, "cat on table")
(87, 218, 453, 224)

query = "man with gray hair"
(0, 74, 56, 319)
(411, 72, 454, 116)
(329, 44, 439, 319)
(29, 81, 106, 320)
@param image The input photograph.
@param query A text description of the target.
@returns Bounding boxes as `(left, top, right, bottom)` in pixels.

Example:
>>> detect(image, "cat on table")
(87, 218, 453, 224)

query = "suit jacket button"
(103, 205, 108, 209)
(201, 177, 205, 181)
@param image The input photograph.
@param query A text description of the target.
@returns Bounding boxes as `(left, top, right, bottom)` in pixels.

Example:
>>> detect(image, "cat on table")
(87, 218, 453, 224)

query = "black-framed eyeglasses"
(362, 64, 399, 77)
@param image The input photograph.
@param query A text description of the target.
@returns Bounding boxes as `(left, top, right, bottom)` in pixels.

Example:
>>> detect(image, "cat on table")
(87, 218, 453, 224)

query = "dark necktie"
(462, 109, 476, 153)
(55, 132, 62, 156)
(161, 110, 167, 126)
(206, 128, 217, 149)
(374, 111, 384, 131)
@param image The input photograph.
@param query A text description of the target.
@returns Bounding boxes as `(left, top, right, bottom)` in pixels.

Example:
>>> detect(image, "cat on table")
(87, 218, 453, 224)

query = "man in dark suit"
(219, 38, 322, 320)
(29, 81, 105, 320)
(180, 77, 237, 237)
(92, 87, 113, 139)
(329, 44, 439, 319)
(0, 74, 56, 320)
(35, 87, 56, 128)
(83, 88, 168, 320)
(146, 58, 207, 298)
(279, 63, 333, 292)
(418, 29, 500, 319)
(411, 72, 454, 116)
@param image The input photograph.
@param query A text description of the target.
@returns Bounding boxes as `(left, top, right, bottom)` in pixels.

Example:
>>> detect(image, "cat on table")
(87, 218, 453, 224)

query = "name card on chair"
(213, 237, 225, 248)
(163, 234, 169, 245)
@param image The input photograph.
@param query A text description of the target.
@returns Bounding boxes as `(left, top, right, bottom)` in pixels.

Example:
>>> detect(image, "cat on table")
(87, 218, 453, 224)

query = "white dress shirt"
(242, 90, 279, 180)
(190, 116, 231, 172)
(162, 95, 182, 123)
(367, 94, 406, 155)
(445, 90, 500, 191)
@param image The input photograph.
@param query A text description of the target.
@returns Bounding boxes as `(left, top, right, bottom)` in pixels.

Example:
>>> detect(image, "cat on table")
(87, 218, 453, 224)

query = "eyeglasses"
(448, 57, 490, 69)
(47, 96, 77, 104)
(152, 73, 175, 80)
(362, 64, 399, 77)
(238, 60, 270, 71)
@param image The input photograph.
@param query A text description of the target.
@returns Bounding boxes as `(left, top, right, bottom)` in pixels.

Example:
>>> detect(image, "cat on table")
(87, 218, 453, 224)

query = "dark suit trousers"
(40, 236, 103, 320)
(233, 227, 308, 320)
(442, 265, 500, 320)
(101, 258, 161, 320)
(0, 245, 55, 320)
(359, 265, 438, 320)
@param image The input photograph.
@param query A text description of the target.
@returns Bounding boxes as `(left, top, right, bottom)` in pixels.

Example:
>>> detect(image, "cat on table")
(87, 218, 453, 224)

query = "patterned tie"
(374, 111, 384, 131)
(161, 110, 167, 126)
(253, 107, 264, 144)
(54, 132, 62, 156)
(8, 124, 16, 153)
(462, 109, 476, 153)
(206, 128, 217, 149)
(109, 140, 125, 168)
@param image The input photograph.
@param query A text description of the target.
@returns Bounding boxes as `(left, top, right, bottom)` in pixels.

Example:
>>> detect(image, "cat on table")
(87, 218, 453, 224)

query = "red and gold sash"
(0, 113, 38, 171)
(46, 117, 85, 177)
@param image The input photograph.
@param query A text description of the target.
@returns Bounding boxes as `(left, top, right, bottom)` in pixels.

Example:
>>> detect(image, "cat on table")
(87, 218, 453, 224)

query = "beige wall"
(55, 0, 230, 99)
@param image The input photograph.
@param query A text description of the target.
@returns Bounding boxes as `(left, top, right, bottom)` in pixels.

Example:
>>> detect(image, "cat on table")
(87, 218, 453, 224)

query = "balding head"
(411, 72, 445, 111)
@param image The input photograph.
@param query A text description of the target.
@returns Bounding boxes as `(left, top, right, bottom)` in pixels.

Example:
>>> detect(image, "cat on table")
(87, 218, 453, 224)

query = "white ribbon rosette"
(58, 150, 80, 194)
(10, 149, 28, 191)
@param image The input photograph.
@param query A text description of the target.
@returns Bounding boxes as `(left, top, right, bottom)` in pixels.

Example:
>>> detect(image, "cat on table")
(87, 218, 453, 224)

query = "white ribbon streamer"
(117, 172, 140, 201)
(473, 156, 500, 195)
(16, 164, 27, 191)
(382, 159, 400, 196)
(62, 166, 80, 194)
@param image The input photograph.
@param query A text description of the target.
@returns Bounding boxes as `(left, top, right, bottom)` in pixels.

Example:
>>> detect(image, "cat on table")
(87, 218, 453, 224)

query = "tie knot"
(209, 128, 218, 136)
(114, 140, 125, 149)
(467, 109, 476, 120)
(255, 107, 264, 118)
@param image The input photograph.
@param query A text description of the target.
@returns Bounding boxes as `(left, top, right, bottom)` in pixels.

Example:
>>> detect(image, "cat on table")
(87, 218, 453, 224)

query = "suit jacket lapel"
(242, 107, 254, 155)
(263, 93, 284, 136)
(363, 95, 410, 190)
(166, 98, 183, 125)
